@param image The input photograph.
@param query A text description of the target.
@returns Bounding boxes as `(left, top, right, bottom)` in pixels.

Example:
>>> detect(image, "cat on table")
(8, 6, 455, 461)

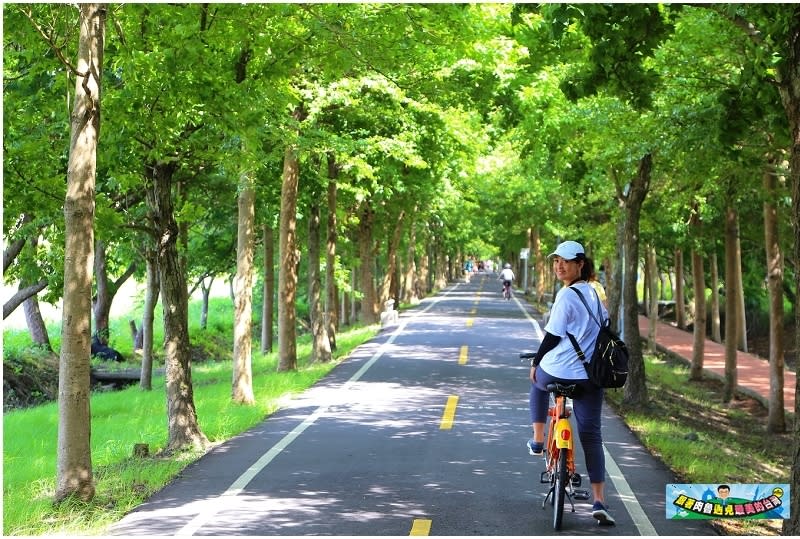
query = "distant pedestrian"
(586, 257, 607, 308)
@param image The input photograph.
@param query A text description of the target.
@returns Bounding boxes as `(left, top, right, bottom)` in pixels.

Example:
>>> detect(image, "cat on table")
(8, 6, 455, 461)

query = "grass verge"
(3, 324, 379, 536)
(605, 352, 792, 536)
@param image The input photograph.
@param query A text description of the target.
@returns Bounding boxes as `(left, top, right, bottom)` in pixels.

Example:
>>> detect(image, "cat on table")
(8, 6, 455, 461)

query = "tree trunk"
(308, 200, 332, 363)
(763, 162, 786, 433)
(23, 237, 52, 351)
(722, 205, 740, 404)
(199, 277, 212, 330)
(358, 204, 378, 325)
(261, 223, 275, 355)
(347, 267, 356, 325)
(734, 217, 748, 353)
(278, 133, 302, 371)
(139, 247, 158, 391)
(689, 208, 705, 381)
(232, 174, 255, 404)
(434, 246, 448, 290)
(92, 240, 136, 344)
(642, 252, 649, 316)
(646, 244, 658, 354)
(147, 160, 208, 453)
(533, 227, 544, 301)
(621, 153, 651, 407)
(93, 240, 110, 342)
(779, 11, 800, 534)
(55, 3, 105, 503)
(383, 211, 405, 306)
(609, 216, 625, 334)
(710, 251, 722, 342)
(24, 287, 52, 351)
(403, 219, 420, 305)
(325, 155, 338, 351)
(675, 248, 686, 330)
(418, 249, 430, 298)
(177, 179, 189, 280)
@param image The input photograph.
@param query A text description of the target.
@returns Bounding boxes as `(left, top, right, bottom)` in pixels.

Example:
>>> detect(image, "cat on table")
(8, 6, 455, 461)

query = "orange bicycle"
(530, 378, 591, 530)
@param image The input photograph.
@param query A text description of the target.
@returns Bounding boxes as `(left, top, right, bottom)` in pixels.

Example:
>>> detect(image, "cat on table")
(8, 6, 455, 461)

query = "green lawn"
(605, 353, 791, 536)
(3, 321, 378, 536)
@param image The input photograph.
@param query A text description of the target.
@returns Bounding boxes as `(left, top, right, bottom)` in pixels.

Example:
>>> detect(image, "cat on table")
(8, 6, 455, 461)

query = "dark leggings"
(529, 368, 606, 483)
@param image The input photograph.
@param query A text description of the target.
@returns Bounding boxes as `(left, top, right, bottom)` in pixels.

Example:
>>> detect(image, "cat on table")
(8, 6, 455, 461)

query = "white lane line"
(513, 294, 544, 340)
(176, 284, 460, 536)
(604, 444, 658, 535)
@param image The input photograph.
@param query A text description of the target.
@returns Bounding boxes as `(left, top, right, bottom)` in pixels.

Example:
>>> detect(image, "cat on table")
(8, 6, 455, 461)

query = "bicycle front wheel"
(553, 447, 568, 530)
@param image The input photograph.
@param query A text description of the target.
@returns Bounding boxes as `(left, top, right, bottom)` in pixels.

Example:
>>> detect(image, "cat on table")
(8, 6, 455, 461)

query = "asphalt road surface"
(111, 274, 717, 536)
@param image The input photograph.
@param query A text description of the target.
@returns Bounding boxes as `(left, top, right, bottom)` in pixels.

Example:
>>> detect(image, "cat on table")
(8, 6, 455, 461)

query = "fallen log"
(90, 366, 165, 384)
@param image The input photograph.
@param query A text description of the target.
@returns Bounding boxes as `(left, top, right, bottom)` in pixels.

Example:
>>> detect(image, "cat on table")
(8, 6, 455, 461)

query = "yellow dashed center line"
(412, 281, 475, 534)
(409, 519, 432, 536)
(440, 395, 459, 430)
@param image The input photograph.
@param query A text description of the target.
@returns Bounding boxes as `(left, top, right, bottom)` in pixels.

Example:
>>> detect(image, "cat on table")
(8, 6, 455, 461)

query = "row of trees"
(4, 3, 799, 532)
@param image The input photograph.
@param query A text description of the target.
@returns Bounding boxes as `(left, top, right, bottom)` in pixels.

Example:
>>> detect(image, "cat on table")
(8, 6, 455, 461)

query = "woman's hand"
(529, 365, 537, 383)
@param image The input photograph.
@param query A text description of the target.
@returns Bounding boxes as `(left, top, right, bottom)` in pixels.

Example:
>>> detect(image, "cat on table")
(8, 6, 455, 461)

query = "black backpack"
(566, 286, 629, 389)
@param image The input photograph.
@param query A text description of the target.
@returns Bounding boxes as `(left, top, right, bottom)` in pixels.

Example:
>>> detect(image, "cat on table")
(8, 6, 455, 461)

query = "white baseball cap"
(548, 240, 585, 260)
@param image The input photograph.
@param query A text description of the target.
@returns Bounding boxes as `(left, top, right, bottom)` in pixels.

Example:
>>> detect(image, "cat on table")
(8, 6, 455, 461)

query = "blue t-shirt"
(541, 281, 608, 380)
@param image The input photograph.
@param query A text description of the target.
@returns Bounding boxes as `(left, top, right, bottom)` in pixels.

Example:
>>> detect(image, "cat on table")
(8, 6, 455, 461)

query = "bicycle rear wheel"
(553, 447, 568, 530)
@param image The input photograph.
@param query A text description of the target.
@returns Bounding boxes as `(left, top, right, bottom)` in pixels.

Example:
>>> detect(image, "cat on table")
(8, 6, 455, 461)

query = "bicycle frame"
(518, 354, 591, 529)
(551, 400, 574, 458)
(540, 385, 589, 530)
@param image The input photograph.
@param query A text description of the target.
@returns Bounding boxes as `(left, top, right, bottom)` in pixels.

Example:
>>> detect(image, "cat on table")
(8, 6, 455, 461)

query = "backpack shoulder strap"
(569, 286, 605, 327)
(566, 332, 588, 366)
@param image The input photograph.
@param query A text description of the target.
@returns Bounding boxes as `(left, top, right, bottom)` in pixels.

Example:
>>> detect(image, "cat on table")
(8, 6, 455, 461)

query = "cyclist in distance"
(526, 240, 615, 526)
(498, 263, 515, 298)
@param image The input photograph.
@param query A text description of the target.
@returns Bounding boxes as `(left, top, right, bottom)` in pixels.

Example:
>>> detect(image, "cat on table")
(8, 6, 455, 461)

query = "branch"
(3, 279, 48, 320)
(110, 9, 126, 47)
(18, 5, 86, 77)
(689, 3, 763, 45)
(112, 262, 138, 293)
(297, 4, 406, 89)
(3, 238, 27, 275)
(3, 147, 66, 203)
(189, 270, 214, 297)
(3, 213, 34, 274)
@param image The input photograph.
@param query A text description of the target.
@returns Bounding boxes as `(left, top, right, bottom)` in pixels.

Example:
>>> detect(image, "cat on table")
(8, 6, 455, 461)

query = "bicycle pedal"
(540, 471, 551, 484)
(572, 489, 590, 501)
(571, 473, 582, 487)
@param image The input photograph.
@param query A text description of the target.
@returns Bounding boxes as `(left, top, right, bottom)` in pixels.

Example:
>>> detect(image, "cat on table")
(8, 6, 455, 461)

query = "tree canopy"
(4, 3, 800, 525)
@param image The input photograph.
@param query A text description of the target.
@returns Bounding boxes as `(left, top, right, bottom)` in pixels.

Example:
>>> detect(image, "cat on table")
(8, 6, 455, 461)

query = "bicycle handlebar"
(519, 352, 536, 359)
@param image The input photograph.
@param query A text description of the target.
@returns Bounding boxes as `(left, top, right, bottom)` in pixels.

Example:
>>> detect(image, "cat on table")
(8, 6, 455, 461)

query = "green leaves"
(4, 2, 796, 314)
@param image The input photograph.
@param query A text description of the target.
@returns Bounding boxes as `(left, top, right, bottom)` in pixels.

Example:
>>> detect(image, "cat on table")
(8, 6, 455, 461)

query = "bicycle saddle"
(546, 382, 580, 399)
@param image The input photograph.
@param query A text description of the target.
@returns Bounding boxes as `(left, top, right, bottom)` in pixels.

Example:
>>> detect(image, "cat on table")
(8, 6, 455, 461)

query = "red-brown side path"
(638, 315, 796, 414)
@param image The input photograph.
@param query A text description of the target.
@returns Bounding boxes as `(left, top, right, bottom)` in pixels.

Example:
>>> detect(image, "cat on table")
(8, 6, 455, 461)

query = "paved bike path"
(110, 276, 715, 536)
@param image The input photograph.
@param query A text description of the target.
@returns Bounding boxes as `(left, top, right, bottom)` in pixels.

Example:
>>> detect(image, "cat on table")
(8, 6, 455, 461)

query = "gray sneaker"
(526, 439, 544, 456)
(592, 502, 616, 526)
